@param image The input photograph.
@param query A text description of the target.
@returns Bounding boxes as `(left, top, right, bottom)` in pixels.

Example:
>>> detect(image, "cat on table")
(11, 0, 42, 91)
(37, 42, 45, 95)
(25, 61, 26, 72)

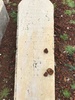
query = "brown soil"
(0, 0, 20, 100)
(0, 0, 75, 100)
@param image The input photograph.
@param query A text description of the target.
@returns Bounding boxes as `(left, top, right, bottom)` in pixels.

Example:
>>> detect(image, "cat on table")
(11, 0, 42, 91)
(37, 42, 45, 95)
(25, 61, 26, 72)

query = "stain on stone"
(47, 68, 53, 75)
(43, 72, 48, 77)
(27, 90, 29, 93)
(44, 68, 54, 77)
(33, 62, 37, 68)
(40, 62, 41, 64)
(44, 48, 48, 54)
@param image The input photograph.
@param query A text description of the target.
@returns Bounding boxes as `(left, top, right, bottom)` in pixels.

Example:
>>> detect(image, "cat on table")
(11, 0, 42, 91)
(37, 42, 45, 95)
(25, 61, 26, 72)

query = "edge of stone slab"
(0, 0, 10, 45)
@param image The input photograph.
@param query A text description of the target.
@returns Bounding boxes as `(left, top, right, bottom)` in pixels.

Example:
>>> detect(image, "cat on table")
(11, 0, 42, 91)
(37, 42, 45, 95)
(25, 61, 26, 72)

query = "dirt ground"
(0, 0, 75, 100)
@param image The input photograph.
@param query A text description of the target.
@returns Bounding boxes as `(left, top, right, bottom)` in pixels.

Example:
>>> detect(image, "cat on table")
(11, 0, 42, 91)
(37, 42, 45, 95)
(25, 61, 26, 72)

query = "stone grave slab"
(0, 0, 9, 44)
(14, 0, 55, 100)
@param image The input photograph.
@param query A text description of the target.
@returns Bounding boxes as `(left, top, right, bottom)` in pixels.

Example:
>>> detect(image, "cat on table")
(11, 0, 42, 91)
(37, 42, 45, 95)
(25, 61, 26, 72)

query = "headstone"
(14, 0, 55, 100)
(0, 0, 9, 44)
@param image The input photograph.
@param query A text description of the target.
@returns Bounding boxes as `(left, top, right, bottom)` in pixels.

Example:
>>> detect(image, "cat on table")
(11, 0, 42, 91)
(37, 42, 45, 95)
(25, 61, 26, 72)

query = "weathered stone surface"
(0, 0, 9, 44)
(14, 0, 55, 100)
